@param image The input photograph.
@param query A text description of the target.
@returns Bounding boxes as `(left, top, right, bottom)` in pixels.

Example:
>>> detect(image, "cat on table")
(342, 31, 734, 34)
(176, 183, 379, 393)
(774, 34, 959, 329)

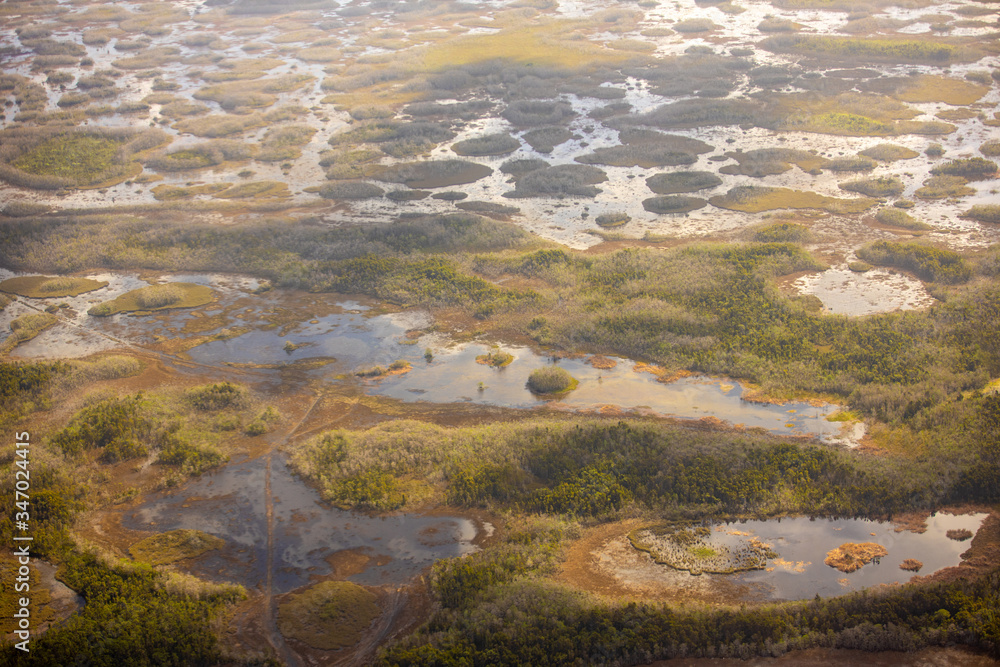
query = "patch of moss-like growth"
(595, 212, 631, 228)
(88, 283, 214, 316)
(915, 175, 974, 200)
(718, 148, 827, 177)
(629, 524, 777, 575)
(277, 581, 379, 650)
(646, 171, 722, 194)
(0, 275, 108, 298)
(856, 240, 971, 283)
(859, 143, 920, 161)
(318, 181, 384, 200)
(840, 176, 904, 198)
(891, 74, 989, 105)
(476, 348, 514, 368)
(962, 205, 1000, 224)
(577, 134, 712, 168)
(751, 222, 811, 243)
(930, 157, 997, 180)
(504, 164, 607, 198)
(710, 186, 876, 214)
(213, 181, 289, 199)
(129, 530, 225, 566)
(643, 196, 708, 214)
(2, 313, 58, 354)
(527, 366, 578, 394)
(375, 160, 493, 189)
(455, 201, 520, 219)
(1, 127, 165, 189)
(874, 208, 931, 231)
(980, 140, 1000, 158)
(500, 158, 549, 176)
(761, 35, 971, 66)
(522, 127, 574, 154)
(452, 133, 520, 157)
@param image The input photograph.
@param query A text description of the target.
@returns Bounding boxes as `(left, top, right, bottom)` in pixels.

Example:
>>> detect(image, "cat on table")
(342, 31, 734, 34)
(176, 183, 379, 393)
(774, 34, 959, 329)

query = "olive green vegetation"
(750, 222, 811, 243)
(373, 398, 1000, 666)
(874, 208, 932, 231)
(643, 195, 708, 214)
(88, 283, 214, 316)
(278, 581, 379, 650)
(915, 175, 975, 200)
(129, 529, 225, 566)
(761, 35, 973, 65)
(527, 367, 578, 394)
(0, 275, 108, 298)
(963, 205, 1000, 224)
(839, 176, 904, 198)
(595, 212, 631, 228)
(1, 313, 58, 354)
(0, 127, 168, 189)
(859, 143, 920, 161)
(930, 158, 998, 180)
(855, 241, 971, 284)
(646, 171, 722, 194)
(710, 186, 877, 214)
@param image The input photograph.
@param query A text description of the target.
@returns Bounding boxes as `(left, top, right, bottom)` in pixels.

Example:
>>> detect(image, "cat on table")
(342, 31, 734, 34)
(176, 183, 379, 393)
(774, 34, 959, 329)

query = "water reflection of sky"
(696, 514, 988, 601)
(122, 454, 478, 594)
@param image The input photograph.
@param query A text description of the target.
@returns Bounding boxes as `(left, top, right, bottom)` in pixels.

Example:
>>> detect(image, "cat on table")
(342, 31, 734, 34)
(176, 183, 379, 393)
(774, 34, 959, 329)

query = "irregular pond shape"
(624, 513, 987, 602)
(122, 454, 478, 594)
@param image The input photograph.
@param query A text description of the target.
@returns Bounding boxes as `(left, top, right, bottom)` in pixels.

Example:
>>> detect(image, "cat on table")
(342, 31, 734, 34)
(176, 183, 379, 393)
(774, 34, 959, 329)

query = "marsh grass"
(318, 181, 384, 200)
(710, 186, 876, 214)
(3, 313, 59, 354)
(0, 127, 167, 189)
(595, 212, 631, 228)
(719, 149, 826, 177)
(129, 530, 225, 566)
(762, 34, 976, 65)
(213, 181, 290, 199)
(277, 581, 379, 650)
(962, 205, 1000, 224)
(0, 275, 108, 298)
(504, 164, 607, 198)
(645, 171, 722, 195)
(860, 143, 920, 161)
(643, 196, 708, 214)
(874, 208, 932, 231)
(840, 176, 904, 198)
(88, 283, 213, 316)
(527, 366, 578, 394)
(452, 133, 521, 157)
(915, 175, 975, 200)
(258, 124, 316, 162)
(147, 140, 255, 171)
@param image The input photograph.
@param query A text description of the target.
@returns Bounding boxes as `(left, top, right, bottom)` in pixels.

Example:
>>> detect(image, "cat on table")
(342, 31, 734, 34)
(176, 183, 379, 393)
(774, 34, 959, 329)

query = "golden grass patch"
(88, 283, 214, 316)
(130, 530, 225, 566)
(892, 75, 989, 106)
(824, 542, 887, 573)
(710, 186, 877, 214)
(0, 275, 108, 298)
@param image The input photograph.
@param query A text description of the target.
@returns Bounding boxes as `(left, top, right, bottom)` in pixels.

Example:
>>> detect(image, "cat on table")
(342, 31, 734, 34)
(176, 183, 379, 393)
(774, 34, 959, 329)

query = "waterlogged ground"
(121, 453, 480, 593)
(1, 0, 998, 297)
(575, 512, 990, 603)
(1, 269, 856, 441)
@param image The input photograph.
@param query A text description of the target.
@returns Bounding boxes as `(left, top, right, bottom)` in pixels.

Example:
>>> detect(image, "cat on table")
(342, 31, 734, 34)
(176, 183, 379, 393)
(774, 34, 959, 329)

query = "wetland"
(1, 0, 999, 664)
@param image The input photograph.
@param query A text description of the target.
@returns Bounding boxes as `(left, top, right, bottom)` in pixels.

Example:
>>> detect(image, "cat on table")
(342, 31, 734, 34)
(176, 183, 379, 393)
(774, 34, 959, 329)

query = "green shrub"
(527, 367, 577, 394)
(931, 157, 997, 180)
(186, 382, 249, 411)
(452, 133, 520, 156)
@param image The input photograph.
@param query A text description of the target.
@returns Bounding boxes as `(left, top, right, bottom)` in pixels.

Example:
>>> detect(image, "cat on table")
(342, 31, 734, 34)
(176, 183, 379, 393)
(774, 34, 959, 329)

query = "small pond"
(122, 454, 479, 594)
(624, 513, 988, 602)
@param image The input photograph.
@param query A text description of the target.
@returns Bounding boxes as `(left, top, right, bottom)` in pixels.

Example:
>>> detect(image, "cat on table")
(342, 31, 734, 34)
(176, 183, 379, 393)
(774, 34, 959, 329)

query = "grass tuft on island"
(825, 542, 888, 573)
(0, 275, 108, 298)
(88, 283, 214, 316)
(129, 529, 225, 566)
(476, 348, 514, 368)
(527, 366, 578, 394)
(710, 186, 876, 214)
